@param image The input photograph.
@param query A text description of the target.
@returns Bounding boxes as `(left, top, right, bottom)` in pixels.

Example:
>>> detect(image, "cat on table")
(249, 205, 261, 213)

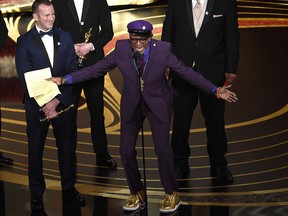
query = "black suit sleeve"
(161, 0, 174, 42)
(0, 10, 8, 50)
(91, 0, 113, 53)
(225, 0, 240, 73)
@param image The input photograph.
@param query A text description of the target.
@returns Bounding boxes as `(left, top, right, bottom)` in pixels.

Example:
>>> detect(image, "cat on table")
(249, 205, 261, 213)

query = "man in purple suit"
(49, 20, 237, 213)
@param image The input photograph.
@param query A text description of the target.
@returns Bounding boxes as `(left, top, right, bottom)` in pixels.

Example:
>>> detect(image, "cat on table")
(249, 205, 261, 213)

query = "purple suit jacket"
(69, 39, 216, 123)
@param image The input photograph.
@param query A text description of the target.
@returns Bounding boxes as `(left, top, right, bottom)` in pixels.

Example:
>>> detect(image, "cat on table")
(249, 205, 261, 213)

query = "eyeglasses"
(129, 37, 148, 44)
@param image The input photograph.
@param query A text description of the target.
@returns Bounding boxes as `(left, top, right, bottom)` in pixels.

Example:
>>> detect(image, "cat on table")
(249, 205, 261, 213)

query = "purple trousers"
(120, 100, 178, 195)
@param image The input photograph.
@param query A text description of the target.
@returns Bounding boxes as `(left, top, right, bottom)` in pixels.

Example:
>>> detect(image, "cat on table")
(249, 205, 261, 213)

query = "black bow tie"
(39, 29, 53, 37)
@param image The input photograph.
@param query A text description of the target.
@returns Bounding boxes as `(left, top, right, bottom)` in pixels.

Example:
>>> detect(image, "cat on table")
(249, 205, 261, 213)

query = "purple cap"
(127, 20, 153, 37)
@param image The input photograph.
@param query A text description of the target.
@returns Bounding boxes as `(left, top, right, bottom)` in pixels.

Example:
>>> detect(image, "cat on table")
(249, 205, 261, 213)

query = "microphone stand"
(140, 106, 148, 216)
(134, 52, 148, 216)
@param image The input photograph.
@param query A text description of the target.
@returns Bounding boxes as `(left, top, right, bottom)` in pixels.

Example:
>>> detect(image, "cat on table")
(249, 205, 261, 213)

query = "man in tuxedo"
(0, 9, 13, 166)
(15, 0, 85, 213)
(161, 0, 240, 183)
(48, 20, 237, 213)
(51, 0, 117, 169)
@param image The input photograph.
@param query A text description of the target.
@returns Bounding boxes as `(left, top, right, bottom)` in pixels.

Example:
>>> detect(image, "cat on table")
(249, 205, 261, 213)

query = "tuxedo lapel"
(142, 40, 159, 80)
(185, 0, 196, 38)
(82, 0, 91, 24)
(67, 0, 79, 25)
(32, 28, 52, 68)
(53, 31, 60, 69)
(198, 0, 215, 37)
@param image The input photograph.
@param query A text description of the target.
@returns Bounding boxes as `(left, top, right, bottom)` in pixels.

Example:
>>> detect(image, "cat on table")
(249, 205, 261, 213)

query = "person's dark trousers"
(0, 181, 5, 216)
(25, 103, 77, 199)
(171, 77, 228, 169)
(171, 78, 198, 167)
(199, 91, 228, 168)
(72, 77, 109, 157)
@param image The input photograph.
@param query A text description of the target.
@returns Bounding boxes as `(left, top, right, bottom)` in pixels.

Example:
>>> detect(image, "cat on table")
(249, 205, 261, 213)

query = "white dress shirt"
(36, 25, 54, 66)
(73, 0, 84, 23)
(192, 0, 208, 37)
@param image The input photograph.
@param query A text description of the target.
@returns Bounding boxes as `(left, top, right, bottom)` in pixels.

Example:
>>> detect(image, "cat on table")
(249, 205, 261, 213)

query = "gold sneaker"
(159, 191, 180, 213)
(123, 191, 145, 211)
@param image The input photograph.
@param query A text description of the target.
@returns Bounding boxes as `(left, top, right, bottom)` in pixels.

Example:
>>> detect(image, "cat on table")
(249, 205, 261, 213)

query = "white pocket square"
(213, 14, 223, 18)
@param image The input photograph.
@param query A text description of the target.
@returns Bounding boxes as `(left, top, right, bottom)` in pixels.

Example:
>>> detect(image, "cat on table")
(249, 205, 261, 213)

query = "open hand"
(217, 85, 238, 103)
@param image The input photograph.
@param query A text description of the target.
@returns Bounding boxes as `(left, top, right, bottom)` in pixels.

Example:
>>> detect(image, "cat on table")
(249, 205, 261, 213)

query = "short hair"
(32, 0, 52, 13)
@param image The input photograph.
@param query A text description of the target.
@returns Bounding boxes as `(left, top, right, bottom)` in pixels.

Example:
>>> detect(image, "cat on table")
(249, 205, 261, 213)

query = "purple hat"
(127, 20, 153, 37)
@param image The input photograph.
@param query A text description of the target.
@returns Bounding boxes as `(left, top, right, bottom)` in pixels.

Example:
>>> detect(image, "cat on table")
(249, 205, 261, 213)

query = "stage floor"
(1, 1, 288, 215)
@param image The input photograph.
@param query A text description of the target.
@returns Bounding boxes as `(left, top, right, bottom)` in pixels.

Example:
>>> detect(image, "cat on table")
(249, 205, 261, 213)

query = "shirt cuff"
(89, 42, 95, 51)
(66, 74, 73, 84)
(211, 86, 218, 96)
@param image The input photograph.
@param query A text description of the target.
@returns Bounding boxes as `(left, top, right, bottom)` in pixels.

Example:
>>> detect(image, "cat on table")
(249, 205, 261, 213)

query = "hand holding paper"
(24, 67, 61, 107)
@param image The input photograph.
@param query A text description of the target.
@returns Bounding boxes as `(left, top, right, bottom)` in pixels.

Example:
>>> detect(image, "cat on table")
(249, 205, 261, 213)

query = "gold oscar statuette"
(39, 104, 75, 123)
(78, 28, 93, 68)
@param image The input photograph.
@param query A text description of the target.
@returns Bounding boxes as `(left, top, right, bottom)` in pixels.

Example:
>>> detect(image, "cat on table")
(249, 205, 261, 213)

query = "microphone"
(133, 51, 141, 69)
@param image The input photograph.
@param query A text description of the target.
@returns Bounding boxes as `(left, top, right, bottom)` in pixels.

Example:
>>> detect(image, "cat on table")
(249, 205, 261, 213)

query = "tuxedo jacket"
(68, 39, 216, 123)
(15, 26, 77, 110)
(162, 0, 240, 85)
(52, 0, 113, 66)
